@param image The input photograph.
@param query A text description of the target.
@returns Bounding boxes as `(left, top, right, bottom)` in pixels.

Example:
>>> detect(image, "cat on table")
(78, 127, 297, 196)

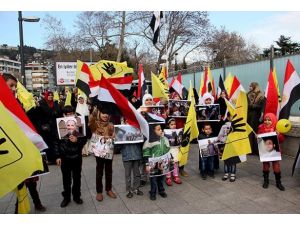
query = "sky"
(1, 11, 300, 51)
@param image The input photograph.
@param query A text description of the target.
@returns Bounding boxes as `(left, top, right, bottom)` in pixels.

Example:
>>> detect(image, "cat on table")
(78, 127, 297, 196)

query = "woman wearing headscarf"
(137, 94, 154, 186)
(257, 113, 285, 191)
(247, 82, 265, 155)
(76, 95, 92, 156)
(38, 91, 62, 164)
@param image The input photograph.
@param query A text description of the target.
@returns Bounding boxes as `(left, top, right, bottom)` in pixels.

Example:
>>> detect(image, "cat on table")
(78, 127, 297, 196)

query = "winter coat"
(54, 136, 87, 160)
(143, 136, 170, 159)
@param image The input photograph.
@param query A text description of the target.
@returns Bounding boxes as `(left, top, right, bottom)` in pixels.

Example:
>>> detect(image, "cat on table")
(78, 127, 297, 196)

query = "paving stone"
(2, 144, 300, 214)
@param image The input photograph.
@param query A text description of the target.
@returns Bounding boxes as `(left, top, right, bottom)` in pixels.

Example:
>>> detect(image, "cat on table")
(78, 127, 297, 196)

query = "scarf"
(76, 96, 90, 116)
(262, 113, 278, 132)
(44, 91, 54, 109)
(248, 82, 264, 105)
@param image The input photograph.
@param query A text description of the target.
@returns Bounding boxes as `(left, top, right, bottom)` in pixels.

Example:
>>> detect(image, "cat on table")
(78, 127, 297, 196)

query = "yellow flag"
(15, 184, 30, 214)
(224, 73, 234, 96)
(0, 102, 43, 197)
(187, 80, 194, 101)
(178, 82, 199, 166)
(151, 72, 169, 100)
(77, 89, 87, 99)
(95, 60, 133, 78)
(222, 91, 252, 160)
(158, 69, 169, 99)
(159, 64, 168, 80)
(75, 60, 84, 84)
(272, 67, 281, 102)
(64, 91, 72, 106)
(53, 91, 60, 102)
(16, 82, 36, 112)
(158, 66, 169, 90)
(89, 64, 102, 81)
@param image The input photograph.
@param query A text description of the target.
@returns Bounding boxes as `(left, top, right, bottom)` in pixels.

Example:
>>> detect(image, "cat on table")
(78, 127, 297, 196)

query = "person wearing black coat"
(37, 91, 62, 164)
(54, 105, 87, 208)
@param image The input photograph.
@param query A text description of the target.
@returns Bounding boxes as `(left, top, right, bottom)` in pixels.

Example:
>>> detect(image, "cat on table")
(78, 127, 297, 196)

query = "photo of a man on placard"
(56, 116, 86, 140)
(257, 132, 281, 162)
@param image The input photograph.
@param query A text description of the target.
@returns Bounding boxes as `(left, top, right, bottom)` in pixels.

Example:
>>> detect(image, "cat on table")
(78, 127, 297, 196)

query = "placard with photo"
(88, 134, 114, 160)
(56, 116, 86, 140)
(163, 128, 183, 147)
(168, 100, 191, 118)
(257, 132, 281, 162)
(198, 137, 219, 158)
(114, 125, 144, 144)
(195, 104, 220, 122)
(148, 152, 175, 177)
(139, 105, 166, 124)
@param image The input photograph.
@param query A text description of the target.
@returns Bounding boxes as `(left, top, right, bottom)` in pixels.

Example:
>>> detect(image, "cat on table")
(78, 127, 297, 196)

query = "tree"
(42, 14, 74, 52)
(137, 11, 210, 69)
(205, 27, 260, 64)
(74, 11, 147, 62)
(275, 35, 300, 56)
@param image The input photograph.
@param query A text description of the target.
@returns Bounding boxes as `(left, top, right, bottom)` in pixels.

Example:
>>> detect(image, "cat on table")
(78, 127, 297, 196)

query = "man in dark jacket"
(54, 105, 87, 208)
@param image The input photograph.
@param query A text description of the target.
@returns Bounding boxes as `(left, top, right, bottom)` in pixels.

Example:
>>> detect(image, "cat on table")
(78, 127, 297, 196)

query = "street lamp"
(18, 11, 40, 88)
(174, 53, 178, 72)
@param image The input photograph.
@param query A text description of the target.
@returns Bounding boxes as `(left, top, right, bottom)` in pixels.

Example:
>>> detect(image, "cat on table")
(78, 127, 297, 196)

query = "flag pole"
(163, 11, 169, 79)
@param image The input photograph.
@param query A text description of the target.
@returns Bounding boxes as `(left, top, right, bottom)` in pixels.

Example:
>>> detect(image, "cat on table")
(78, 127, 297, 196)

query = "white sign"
(56, 62, 94, 86)
(56, 62, 77, 85)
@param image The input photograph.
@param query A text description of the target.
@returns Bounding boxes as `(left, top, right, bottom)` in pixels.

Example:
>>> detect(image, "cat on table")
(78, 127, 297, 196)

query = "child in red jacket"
(258, 113, 285, 191)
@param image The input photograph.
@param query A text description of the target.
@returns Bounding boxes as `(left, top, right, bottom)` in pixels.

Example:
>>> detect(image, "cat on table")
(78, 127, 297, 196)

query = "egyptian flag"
(170, 72, 188, 99)
(150, 11, 163, 45)
(137, 64, 147, 99)
(108, 76, 133, 91)
(279, 59, 300, 119)
(200, 66, 215, 98)
(228, 76, 245, 104)
(0, 76, 48, 151)
(98, 76, 149, 139)
(217, 74, 227, 98)
(75, 62, 99, 97)
(264, 69, 279, 117)
(177, 72, 188, 99)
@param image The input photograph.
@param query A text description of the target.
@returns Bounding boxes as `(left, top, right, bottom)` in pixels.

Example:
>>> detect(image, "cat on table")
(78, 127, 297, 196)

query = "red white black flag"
(0, 76, 48, 151)
(279, 59, 300, 119)
(98, 76, 149, 139)
(150, 11, 163, 45)
(109, 76, 133, 91)
(169, 72, 188, 99)
(217, 74, 227, 98)
(76, 63, 99, 97)
(137, 64, 147, 99)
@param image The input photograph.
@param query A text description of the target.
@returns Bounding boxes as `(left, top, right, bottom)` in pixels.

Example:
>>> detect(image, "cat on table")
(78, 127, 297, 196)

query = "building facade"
(0, 56, 21, 80)
(25, 62, 55, 91)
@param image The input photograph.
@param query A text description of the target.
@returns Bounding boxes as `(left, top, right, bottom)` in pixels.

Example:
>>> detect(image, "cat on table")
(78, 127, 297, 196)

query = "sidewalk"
(1, 144, 300, 214)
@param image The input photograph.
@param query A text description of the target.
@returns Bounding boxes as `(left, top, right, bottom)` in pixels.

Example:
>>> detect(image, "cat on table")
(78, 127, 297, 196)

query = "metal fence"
(168, 53, 300, 116)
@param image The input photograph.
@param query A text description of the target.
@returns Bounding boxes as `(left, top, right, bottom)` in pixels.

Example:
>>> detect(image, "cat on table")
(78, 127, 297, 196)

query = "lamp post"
(174, 53, 178, 72)
(18, 11, 40, 88)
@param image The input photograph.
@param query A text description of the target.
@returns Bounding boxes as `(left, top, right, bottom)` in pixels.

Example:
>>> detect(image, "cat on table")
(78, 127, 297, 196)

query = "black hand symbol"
(102, 63, 116, 75)
(181, 127, 191, 148)
(0, 138, 9, 155)
(230, 114, 246, 133)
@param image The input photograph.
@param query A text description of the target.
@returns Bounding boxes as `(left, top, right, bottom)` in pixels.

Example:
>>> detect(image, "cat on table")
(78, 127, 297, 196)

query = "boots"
(262, 171, 269, 189)
(274, 172, 285, 191)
